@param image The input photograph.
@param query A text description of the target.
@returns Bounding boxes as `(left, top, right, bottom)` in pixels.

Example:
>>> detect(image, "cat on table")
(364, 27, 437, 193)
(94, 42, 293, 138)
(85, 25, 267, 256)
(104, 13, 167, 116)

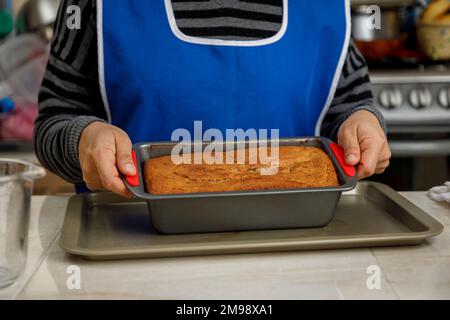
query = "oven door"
(372, 125, 450, 190)
(368, 69, 450, 190)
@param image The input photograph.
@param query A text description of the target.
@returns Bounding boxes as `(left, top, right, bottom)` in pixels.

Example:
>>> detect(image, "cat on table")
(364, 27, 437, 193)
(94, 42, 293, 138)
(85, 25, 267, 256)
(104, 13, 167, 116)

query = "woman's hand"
(78, 121, 136, 197)
(338, 110, 391, 180)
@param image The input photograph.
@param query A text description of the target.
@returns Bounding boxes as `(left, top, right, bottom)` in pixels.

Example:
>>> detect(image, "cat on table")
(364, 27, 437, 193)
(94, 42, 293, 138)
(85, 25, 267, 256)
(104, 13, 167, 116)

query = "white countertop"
(0, 192, 449, 300)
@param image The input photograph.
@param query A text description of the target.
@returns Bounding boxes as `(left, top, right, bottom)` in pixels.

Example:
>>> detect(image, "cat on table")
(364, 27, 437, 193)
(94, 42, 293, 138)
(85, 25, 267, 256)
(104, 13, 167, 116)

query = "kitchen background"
(0, 0, 449, 193)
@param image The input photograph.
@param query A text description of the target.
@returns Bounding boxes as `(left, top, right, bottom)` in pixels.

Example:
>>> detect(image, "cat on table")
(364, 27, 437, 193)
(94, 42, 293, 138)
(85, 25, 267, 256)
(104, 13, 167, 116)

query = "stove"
(368, 66, 450, 190)
(371, 68, 450, 128)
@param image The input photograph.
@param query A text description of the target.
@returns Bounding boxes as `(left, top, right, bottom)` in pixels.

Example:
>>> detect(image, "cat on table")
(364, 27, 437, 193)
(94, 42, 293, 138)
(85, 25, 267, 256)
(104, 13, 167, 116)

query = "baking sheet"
(59, 182, 443, 261)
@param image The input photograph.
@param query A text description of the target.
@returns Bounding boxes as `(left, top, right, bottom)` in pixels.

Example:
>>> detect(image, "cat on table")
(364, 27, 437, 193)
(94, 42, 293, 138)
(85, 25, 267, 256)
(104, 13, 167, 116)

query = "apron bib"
(97, 0, 350, 142)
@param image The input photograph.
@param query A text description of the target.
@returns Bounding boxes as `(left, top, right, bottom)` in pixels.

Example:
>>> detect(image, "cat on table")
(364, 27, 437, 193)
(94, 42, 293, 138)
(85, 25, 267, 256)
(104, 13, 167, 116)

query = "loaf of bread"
(144, 146, 339, 195)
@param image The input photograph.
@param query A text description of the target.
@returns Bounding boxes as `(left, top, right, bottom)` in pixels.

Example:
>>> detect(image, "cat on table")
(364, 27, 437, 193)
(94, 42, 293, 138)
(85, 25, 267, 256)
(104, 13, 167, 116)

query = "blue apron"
(97, 0, 350, 142)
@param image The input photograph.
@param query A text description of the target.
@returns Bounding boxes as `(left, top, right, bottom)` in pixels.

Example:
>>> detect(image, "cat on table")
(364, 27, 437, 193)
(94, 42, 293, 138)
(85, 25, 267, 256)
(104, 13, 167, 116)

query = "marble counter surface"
(1, 192, 449, 300)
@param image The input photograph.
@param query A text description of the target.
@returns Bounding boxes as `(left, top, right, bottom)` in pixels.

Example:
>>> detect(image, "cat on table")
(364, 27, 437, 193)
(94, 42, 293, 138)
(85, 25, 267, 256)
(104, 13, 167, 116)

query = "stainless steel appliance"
(0, 158, 45, 288)
(351, 0, 449, 190)
(370, 66, 450, 190)
(372, 68, 450, 131)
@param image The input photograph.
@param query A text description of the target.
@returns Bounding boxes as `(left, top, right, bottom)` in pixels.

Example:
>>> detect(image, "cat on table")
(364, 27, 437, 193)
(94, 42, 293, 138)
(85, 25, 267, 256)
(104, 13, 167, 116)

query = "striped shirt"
(35, 0, 385, 184)
(173, 0, 284, 39)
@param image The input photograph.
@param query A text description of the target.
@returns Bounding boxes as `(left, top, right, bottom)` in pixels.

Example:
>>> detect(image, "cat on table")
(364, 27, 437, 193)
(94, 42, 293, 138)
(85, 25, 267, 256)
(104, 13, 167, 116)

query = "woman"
(35, 0, 391, 197)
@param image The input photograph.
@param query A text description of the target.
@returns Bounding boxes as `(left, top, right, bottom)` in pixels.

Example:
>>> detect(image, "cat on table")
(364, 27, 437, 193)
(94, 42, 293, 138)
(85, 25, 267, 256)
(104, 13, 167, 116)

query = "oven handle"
(390, 139, 450, 157)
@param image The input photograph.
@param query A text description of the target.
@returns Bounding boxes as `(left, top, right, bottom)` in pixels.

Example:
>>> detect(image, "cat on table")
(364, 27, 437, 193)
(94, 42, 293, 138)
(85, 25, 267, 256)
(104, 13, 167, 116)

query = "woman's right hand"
(78, 121, 136, 197)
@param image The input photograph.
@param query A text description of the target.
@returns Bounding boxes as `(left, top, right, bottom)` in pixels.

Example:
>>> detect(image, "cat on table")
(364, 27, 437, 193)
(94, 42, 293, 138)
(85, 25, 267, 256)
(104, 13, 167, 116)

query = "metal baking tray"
(59, 182, 443, 261)
(123, 137, 357, 234)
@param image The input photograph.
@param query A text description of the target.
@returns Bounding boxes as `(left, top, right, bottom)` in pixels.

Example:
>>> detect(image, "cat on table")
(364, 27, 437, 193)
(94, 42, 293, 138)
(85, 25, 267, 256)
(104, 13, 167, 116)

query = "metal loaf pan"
(123, 137, 357, 234)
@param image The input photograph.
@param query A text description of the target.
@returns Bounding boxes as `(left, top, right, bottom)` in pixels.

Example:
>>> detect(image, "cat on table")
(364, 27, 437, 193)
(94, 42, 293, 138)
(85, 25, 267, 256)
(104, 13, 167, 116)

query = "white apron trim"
(96, 0, 112, 122)
(314, 0, 352, 136)
(164, 0, 288, 47)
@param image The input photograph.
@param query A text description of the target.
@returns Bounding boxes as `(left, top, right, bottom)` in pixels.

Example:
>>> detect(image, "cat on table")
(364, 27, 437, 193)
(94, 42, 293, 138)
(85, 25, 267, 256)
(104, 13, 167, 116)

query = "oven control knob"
(438, 88, 450, 109)
(379, 88, 402, 109)
(409, 88, 432, 109)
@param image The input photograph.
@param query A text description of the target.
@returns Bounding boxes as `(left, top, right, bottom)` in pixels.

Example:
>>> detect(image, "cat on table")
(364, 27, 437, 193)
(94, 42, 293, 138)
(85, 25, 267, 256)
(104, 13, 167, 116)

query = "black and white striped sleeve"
(320, 38, 386, 140)
(35, 0, 385, 185)
(34, 0, 106, 184)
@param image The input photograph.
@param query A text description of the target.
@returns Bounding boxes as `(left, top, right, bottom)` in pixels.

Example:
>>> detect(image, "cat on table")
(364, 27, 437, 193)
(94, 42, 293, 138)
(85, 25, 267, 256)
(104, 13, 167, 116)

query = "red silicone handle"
(329, 142, 356, 177)
(125, 150, 140, 187)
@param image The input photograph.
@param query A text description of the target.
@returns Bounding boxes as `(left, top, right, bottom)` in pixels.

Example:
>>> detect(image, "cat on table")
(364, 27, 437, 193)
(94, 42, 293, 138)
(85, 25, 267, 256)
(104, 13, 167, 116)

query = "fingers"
(374, 143, 391, 175)
(80, 158, 105, 191)
(79, 124, 134, 198)
(95, 150, 134, 198)
(358, 140, 391, 179)
(338, 127, 361, 166)
(357, 137, 383, 179)
(375, 159, 390, 174)
(114, 130, 136, 176)
(84, 174, 105, 191)
(338, 110, 392, 179)
(378, 143, 392, 163)
(84, 159, 133, 198)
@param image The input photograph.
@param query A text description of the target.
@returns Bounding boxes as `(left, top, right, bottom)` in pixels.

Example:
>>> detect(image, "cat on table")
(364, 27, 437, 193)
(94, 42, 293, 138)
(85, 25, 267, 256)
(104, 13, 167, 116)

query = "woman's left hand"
(337, 110, 391, 180)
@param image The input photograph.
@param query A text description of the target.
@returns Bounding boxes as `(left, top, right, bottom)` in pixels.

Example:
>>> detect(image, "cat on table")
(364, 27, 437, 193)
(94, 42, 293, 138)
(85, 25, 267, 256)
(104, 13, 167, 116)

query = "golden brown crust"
(145, 146, 339, 195)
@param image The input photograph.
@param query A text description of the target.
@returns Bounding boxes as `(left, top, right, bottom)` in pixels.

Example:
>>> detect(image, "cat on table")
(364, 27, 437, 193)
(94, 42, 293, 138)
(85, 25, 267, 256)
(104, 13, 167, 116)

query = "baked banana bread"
(144, 146, 339, 195)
